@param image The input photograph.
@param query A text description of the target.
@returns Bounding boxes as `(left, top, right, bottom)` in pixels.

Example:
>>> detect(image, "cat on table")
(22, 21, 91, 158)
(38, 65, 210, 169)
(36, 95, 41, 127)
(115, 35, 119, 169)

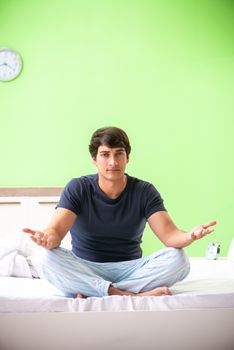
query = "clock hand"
(0, 62, 14, 70)
(6, 63, 14, 69)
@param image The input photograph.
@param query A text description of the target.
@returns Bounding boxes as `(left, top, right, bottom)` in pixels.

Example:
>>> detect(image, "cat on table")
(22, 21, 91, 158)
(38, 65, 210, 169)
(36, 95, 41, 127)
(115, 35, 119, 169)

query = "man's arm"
(148, 211, 216, 248)
(22, 207, 77, 249)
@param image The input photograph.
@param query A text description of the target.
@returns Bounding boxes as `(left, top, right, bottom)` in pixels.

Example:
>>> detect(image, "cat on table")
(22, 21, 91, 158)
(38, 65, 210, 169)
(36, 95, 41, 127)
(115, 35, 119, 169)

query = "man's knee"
(40, 247, 65, 273)
(165, 247, 190, 275)
(42, 247, 68, 262)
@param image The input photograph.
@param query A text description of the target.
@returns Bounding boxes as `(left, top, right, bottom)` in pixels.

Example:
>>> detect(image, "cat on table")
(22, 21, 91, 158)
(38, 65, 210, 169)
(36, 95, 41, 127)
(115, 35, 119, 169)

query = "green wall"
(1, 0, 234, 256)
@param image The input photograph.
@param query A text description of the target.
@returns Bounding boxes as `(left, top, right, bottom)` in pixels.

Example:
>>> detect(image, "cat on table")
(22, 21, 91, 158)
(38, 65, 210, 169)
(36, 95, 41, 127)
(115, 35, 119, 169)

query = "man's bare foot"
(108, 286, 172, 297)
(139, 287, 172, 296)
(75, 293, 85, 298)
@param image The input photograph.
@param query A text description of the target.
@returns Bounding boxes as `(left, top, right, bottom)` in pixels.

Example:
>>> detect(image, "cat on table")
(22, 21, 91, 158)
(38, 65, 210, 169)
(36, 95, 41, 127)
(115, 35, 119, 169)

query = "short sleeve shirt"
(57, 174, 166, 262)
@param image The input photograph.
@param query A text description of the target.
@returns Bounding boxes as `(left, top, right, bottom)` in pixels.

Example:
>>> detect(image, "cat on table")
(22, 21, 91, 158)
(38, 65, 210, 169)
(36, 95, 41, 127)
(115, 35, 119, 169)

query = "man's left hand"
(188, 220, 217, 241)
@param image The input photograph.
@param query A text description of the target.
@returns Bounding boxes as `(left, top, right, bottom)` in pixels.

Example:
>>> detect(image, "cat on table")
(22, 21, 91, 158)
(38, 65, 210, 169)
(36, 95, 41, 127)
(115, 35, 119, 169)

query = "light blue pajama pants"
(41, 247, 190, 298)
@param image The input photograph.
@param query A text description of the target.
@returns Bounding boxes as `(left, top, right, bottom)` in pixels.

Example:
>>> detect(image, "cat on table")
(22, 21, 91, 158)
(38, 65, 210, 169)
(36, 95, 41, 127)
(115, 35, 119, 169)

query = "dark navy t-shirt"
(57, 174, 166, 262)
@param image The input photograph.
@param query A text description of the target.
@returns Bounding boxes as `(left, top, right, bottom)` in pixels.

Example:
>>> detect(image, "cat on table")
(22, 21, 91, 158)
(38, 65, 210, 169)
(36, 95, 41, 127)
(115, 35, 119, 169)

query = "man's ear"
(92, 157, 97, 166)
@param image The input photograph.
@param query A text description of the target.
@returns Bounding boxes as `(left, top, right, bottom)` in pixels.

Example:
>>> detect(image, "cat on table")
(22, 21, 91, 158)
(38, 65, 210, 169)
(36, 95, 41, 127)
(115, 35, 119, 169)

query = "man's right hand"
(22, 228, 61, 249)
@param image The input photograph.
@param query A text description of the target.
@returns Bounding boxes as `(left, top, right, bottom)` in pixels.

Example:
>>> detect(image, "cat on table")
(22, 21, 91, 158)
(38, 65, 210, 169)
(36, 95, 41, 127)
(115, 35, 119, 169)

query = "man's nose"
(109, 156, 117, 166)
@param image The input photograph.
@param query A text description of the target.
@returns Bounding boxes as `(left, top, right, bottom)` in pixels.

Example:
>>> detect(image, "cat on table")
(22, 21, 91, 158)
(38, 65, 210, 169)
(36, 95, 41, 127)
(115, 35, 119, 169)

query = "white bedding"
(1, 258, 234, 313)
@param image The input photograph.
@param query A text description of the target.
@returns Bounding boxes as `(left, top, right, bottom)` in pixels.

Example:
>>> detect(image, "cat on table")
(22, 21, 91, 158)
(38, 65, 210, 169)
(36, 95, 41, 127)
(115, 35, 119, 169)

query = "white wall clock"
(0, 48, 23, 81)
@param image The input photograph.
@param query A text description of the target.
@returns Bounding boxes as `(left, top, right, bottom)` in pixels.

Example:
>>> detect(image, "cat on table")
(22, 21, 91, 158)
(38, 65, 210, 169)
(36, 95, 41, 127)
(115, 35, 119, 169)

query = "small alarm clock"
(206, 243, 220, 260)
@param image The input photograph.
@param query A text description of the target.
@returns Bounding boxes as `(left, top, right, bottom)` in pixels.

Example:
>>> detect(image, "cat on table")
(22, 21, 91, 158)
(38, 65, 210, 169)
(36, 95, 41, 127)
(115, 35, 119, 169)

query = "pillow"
(0, 231, 43, 278)
(0, 231, 39, 258)
(227, 238, 234, 263)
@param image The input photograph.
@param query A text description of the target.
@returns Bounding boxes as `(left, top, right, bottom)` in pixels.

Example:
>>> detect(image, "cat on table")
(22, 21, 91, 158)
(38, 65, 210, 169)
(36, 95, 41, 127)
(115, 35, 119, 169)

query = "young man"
(23, 126, 216, 298)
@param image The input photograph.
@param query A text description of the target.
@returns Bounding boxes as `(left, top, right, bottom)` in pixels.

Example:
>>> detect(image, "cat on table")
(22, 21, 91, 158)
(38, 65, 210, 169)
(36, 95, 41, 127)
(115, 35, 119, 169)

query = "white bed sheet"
(0, 258, 234, 313)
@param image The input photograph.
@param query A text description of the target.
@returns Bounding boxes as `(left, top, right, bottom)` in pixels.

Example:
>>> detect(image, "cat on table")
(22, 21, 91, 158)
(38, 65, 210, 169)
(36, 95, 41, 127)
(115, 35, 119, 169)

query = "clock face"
(0, 48, 23, 81)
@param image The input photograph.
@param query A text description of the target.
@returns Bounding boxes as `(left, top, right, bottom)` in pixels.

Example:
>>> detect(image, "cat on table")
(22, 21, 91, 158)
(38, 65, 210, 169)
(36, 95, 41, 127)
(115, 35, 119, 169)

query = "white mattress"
(1, 258, 234, 313)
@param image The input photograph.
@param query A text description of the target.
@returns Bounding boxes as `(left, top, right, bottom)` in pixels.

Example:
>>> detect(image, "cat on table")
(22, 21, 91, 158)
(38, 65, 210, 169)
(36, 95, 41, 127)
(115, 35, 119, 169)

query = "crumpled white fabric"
(0, 250, 32, 278)
(0, 232, 42, 278)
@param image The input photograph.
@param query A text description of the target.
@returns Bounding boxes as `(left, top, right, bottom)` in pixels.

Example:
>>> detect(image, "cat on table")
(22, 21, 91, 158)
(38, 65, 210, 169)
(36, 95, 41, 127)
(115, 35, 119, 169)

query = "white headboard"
(0, 187, 71, 249)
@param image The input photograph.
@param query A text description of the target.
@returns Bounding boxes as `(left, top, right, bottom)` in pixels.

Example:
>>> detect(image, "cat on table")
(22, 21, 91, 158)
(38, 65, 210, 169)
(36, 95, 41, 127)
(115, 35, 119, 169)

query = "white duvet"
(0, 258, 234, 313)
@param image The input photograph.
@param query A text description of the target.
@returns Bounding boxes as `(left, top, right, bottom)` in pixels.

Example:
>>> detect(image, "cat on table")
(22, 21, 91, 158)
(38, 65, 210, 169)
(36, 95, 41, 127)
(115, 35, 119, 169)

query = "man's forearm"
(164, 229, 193, 248)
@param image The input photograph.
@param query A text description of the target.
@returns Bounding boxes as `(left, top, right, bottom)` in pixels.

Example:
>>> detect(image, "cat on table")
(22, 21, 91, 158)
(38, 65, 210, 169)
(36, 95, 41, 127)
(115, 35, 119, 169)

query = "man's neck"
(98, 174, 127, 199)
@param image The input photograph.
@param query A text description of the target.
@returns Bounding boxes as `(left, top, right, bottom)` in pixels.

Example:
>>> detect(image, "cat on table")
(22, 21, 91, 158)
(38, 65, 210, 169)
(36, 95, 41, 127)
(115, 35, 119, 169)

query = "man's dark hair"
(89, 126, 131, 159)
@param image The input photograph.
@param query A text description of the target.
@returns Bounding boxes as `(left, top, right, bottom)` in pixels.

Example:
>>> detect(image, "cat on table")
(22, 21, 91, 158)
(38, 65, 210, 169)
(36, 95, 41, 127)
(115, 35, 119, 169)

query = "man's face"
(93, 144, 129, 181)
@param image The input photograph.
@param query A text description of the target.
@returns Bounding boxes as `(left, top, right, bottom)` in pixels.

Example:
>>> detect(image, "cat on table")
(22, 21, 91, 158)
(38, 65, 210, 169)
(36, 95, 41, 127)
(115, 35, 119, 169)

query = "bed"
(0, 189, 234, 350)
(1, 257, 234, 350)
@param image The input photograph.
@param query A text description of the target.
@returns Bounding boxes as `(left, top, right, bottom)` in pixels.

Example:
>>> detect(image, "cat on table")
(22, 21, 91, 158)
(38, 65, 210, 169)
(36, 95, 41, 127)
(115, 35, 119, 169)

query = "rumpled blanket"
(0, 250, 32, 278)
(0, 233, 41, 278)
